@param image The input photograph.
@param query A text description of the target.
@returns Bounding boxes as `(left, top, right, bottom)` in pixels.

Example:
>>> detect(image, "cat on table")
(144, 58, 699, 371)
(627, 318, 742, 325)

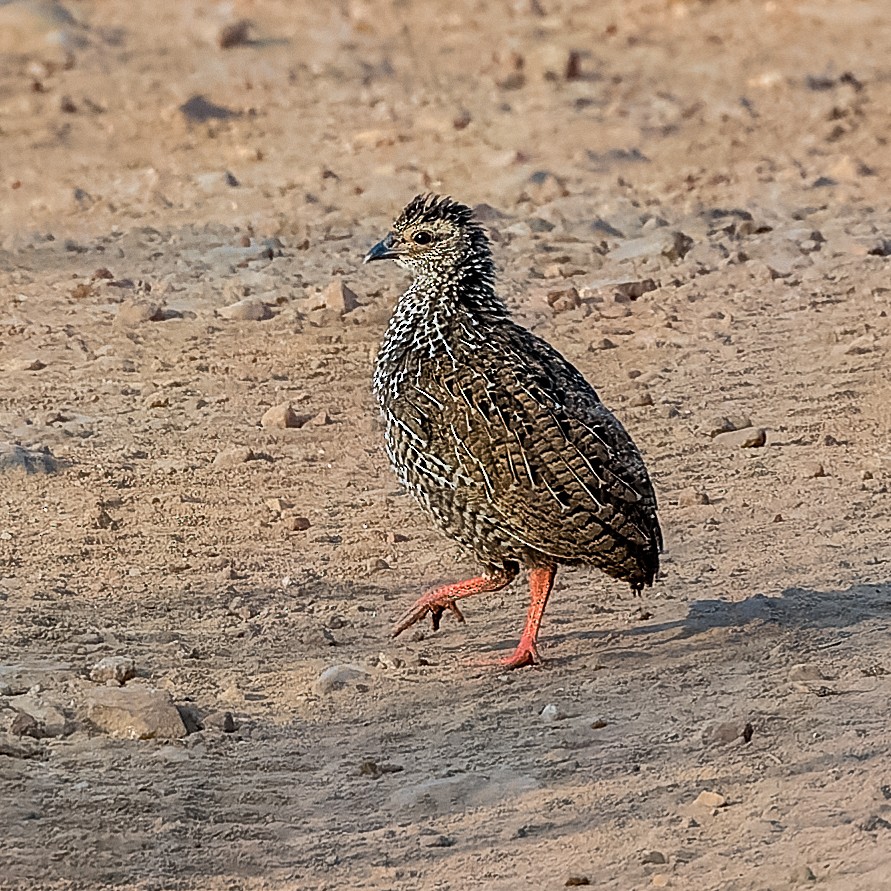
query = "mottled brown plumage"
(364, 195, 662, 667)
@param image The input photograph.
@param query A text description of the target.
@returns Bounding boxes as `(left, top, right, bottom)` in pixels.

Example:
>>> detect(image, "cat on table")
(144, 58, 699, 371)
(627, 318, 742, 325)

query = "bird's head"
(363, 194, 493, 281)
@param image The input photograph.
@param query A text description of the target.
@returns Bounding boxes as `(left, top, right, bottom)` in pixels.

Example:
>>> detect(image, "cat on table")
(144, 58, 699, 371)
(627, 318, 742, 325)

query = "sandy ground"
(1, 1, 890, 889)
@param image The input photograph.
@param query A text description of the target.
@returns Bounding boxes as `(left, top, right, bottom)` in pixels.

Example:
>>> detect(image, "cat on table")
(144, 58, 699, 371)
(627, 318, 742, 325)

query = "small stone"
(609, 230, 693, 263)
(803, 461, 826, 478)
(212, 446, 255, 467)
(10, 712, 42, 738)
(703, 721, 742, 746)
(628, 391, 654, 407)
(114, 300, 163, 328)
(308, 409, 332, 426)
(89, 656, 135, 686)
(565, 878, 591, 887)
(218, 19, 251, 48)
(315, 664, 369, 694)
(0, 732, 39, 759)
(0, 442, 57, 474)
(522, 170, 569, 204)
(651, 875, 670, 888)
(422, 834, 454, 848)
(322, 278, 360, 315)
(85, 686, 187, 740)
(7, 356, 46, 372)
(693, 790, 726, 809)
(789, 865, 816, 883)
(539, 704, 561, 723)
(547, 286, 581, 313)
(641, 850, 667, 865)
(218, 298, 272, 321)
(8, 693, 69, 738)
(284, 516, 311, 532)
(679, 488, 710, 506)
(712, 426, 767, 449)
(705, 414, 752, 437)
(260, 403, 305, 429)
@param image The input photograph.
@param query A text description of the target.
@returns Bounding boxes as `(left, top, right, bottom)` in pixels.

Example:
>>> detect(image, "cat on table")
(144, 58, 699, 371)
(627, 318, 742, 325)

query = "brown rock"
(547, 286, 581, 313)
(218, 298, 272, 321)
(284, 516, 311, 532)
(114, 300, 163, 328)
(89, 655, 135, 686)
(212, 446, 255, 467)
(713, 426, 766, 449)
(693, 790, 726, 809)
(260, 403, 306, 429)
(85, 686, 187, 740)
(322, 278, 360, 315)
(679, 488, 710, 506)
(218, 19, 251, 48)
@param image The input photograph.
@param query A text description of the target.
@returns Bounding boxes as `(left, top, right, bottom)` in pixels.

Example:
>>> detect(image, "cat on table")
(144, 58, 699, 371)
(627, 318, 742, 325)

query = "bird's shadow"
(542, 581, 891, 657)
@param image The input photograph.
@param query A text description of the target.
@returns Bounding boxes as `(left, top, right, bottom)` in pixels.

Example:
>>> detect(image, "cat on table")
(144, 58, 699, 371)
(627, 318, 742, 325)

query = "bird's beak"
(363, 233, 400, 264)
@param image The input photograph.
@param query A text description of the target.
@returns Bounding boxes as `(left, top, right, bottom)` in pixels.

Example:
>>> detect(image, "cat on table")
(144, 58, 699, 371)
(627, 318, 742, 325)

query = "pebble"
(547, 286, 581, 313)
(212, 446, 255, 467)
(218, 298, 272, 321)
(114, 300, 163, 328)
(679, 488, 710, 506)
(0, 442, 58, 474)
(6, 356, 46, 372)
(802, 461, 826, 478)
(0, 731, 39, 759)
(522, 170, 569, 204)
(702, 721, 742, 746)
(315, 664, 369, 694)
(84, 686, 187, 740)
(89, 655, 135, 686)
(789, 865, 816, 883)
(609, 230, 693, 263)
(260, 403, 306, 429)
(693, 790, 726, 809)
(422, 833, 454, 848)
(8, 693, 69, 738)
(564, 877, 591, 887)
(651, 876, 671, 888)
(539, 703, 561, 723)
(628, 391, 654, 407)
(712, 426, 767, 449)
(641, 850, 667, 865)
(705, 414, 752, 437)
(322, 278, 360, 315)
(218, 19, 251, 48)
(283, 516, 311, 532)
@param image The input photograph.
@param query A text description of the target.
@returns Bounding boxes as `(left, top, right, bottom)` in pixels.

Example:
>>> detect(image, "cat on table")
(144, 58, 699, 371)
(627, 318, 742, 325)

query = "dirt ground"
(1, 1, 890, 889)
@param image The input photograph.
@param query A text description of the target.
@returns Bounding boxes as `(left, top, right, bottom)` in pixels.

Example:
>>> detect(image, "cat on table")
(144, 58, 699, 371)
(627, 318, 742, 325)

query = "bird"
(364, 194, 662, 668)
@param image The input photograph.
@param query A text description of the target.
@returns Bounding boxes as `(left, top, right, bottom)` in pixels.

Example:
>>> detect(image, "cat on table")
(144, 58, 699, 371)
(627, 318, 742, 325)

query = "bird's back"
(376, 304, 662, 590)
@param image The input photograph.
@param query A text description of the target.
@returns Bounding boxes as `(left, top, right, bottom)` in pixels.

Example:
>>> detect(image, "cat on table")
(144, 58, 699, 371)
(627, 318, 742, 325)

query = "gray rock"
(0, 731, 39, 759)
(89, 655, 135, 686)
(315, 664, 369, 694)
(8, 693, 70, 737)
(84, 686, 187, 740)
(0, 442, 57, 474)
(609, 230, 693, 263)
(641, 850, 667, 865)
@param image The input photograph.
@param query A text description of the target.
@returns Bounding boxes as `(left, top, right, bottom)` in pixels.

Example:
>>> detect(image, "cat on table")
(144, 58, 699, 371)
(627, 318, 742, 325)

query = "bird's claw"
(392, 594, 465, 638)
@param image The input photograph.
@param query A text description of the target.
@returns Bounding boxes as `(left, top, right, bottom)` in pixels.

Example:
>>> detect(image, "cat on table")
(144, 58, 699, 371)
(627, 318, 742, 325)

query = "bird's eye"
(412, 230, 433, 245)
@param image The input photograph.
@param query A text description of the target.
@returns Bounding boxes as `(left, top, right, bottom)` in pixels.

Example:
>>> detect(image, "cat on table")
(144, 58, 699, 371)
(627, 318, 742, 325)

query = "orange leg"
(499, 566, 556, 669)
(391, 567, 517, 638)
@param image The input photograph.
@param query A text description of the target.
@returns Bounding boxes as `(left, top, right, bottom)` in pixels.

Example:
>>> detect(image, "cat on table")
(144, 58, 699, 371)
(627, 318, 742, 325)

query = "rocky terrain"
(1, 1, 889, 889)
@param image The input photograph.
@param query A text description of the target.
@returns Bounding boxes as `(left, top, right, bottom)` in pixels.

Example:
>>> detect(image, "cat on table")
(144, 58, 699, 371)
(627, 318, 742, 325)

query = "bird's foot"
(392, 591, 465, 638)
(471, 638, 541, 670)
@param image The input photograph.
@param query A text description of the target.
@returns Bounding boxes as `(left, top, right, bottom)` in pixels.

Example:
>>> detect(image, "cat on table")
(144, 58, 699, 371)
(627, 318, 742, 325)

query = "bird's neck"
(411, 255, 509, 324)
